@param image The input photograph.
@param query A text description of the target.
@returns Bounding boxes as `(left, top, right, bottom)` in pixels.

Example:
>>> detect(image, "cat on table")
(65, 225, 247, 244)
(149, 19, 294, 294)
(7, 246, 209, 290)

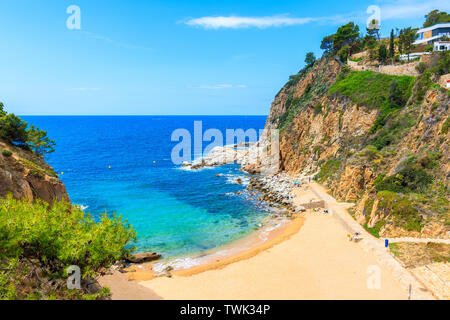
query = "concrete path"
(308, 182, 436, 300)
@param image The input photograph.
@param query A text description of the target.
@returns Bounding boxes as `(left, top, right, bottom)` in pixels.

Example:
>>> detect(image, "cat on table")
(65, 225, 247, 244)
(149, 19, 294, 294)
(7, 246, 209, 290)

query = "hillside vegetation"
(265, 46, 449, 238)
(0, 195, 136, 300)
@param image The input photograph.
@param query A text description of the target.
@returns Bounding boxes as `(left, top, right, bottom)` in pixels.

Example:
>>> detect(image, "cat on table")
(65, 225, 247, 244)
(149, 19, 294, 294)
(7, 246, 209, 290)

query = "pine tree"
(389, 29, 395, 65)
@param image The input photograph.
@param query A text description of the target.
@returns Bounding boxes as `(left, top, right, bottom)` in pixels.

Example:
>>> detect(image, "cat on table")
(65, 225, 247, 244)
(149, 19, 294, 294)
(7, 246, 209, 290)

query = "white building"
(414, 23, 450, 45)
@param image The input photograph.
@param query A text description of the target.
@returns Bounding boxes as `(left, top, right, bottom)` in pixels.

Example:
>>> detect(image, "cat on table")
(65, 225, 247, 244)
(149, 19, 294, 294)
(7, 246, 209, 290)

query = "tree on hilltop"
(400, 27, 418, 62)
(305, 52, 316, 68)
(367, 19, 381, 43)
(333, 22, 360, 52)
(424, 10, 450, 27)
(378, 44, 388, 64)
(389, 29, 395, 65)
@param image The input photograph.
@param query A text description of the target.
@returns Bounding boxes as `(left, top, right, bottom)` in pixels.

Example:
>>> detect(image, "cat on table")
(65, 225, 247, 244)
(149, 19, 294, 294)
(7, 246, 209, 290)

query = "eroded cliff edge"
(256, 55, 449, 239)
(0, 138, 69, 204)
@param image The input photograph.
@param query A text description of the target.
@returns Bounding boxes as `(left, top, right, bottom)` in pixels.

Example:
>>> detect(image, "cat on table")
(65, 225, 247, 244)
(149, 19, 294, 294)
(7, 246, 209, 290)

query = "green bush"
(0, 195, 136, 279)
(374, 158, 433, 193)
(411, 71, 433, 103)
(377, 191, 422, 231)
(442, 117, 449, 135)
(2, 149, 12, 157)
(424, 45, 433, 52)
(0, 113, 28, 146)
(313, 103, 323, 116)
(328, 71, 414, 112)
(349, 57, 363, 62)
(415, 62, 427, 74)
(359, 145, 379, 160)
(429, 51, 450, 76)
(419, 151, 442, 169)
(364, 219, 385, 238)
(315, 159, 342, 183)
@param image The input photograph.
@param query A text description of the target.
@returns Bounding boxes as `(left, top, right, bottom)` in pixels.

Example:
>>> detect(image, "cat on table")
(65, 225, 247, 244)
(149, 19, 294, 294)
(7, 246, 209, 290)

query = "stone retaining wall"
(439, 74, 450, 89)
(348, 60, 419, 76)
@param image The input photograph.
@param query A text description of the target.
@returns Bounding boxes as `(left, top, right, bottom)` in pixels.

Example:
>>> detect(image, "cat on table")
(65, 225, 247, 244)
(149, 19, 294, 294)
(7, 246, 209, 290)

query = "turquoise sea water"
(22, 116, 269, 260)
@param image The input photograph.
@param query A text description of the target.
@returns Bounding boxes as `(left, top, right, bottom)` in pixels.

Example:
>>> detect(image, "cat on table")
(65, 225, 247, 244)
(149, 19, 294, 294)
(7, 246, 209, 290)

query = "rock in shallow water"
(125, 252, 161, 264)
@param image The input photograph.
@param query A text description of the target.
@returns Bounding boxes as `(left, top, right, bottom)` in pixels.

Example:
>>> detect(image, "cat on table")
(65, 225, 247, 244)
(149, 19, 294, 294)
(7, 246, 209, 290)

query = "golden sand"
(106, 184, 414, 300)
(135, 185, 410, 300)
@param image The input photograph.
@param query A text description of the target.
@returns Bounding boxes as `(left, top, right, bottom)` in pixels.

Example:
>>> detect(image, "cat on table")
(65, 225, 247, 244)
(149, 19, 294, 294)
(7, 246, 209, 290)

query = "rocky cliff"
(0, 138, 69, 204)
(259, 55, 449, 238)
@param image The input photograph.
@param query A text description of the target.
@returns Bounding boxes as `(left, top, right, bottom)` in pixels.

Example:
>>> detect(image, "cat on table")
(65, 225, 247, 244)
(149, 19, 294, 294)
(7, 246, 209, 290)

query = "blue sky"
(0, 0, 448, 115)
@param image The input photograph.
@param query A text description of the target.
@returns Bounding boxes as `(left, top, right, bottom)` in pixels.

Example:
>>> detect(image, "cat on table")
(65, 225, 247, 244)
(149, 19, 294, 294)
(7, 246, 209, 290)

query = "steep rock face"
(260, 56, 449, 238)
(0, 139, 69, 204)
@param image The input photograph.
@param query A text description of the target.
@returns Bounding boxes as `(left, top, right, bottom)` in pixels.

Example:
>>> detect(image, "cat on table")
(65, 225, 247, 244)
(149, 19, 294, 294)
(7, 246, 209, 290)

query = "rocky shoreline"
(247, 175, 295, 212)
(119, 145, 313, 277)
(181, 143, 297, 208)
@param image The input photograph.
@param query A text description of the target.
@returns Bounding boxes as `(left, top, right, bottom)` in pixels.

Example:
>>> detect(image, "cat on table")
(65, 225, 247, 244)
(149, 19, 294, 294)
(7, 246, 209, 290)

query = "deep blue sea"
(22, 116, 269, 261)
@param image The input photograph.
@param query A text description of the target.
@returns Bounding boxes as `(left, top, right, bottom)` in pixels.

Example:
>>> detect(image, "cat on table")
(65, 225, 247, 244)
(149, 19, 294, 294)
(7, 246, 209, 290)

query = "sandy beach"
(122, 182, 433, 300)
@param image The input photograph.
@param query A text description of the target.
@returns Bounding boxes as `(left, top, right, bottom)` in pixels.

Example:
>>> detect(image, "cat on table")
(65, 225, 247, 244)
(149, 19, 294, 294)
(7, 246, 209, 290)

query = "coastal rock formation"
(125, 252, 161, 264)
(0, 139, 69, 204)
(182, 142, 275, 174)
(253, 54, 449, 239)
(247, 174, 295, 209)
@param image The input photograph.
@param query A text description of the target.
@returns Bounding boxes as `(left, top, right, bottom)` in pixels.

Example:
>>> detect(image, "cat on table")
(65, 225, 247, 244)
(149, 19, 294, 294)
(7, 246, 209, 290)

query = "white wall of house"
(433, 42, 450, 51)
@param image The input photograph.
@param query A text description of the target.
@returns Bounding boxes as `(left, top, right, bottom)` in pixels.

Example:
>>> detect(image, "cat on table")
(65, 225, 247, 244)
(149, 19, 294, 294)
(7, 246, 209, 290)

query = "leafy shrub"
(374, 158, 433, 193)
(349, 57, 363, 62)
(415, 62, 427, 74)
(372, 133, 393, 150)
(363, 198, 375, 216)
(418, 151, 442, 169)
(338, 45, 351, 62)
(411, 71, 433, 103)
(359, 145, 379, 160)
(0, 102, 55, 156)
(329, 71, 414, 112)
(313, 103, 323, 115)
(424, 45, 433, 52)
(315, 159, 342, 183)
(2, 149, 12, 157)
(429, 51, 449, 76)
(364, 219, 385, 238)
(0, 113, 28, 146)
(0, 195, 136, 279)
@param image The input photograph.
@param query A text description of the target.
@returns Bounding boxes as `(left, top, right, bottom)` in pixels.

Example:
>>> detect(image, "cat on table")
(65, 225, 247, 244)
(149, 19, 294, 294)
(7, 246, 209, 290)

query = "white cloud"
(184, 15, 317, 29)
(188, 84, 247, 89)
(79, 31, 152, 50)
(380, 0, 450, 20)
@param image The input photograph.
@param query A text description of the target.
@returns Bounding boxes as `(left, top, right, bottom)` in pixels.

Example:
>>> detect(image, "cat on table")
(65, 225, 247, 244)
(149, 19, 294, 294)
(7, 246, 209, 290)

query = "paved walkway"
(308, 182, 435, 300)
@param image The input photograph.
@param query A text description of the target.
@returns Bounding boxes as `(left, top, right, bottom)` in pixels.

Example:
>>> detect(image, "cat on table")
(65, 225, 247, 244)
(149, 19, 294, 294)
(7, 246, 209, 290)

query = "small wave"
(176, 166, 215, 172)
(152, 257, 204, 273)
(224, 174, 249, 186)
(77, 204, 89, 211)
